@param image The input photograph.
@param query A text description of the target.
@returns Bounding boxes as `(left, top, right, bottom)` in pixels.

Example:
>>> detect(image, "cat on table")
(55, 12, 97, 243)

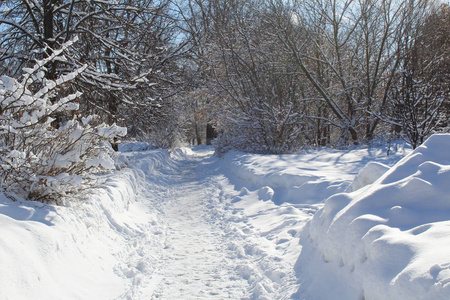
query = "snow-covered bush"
(212, 103, 305, 155)
(0, 44, 126, 204)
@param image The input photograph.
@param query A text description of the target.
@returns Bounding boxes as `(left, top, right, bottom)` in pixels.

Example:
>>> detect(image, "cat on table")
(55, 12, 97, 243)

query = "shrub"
(0, 44, 126, 204)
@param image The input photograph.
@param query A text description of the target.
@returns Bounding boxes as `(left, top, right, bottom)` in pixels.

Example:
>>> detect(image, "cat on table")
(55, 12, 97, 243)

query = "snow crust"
(297, 134, 450, 300)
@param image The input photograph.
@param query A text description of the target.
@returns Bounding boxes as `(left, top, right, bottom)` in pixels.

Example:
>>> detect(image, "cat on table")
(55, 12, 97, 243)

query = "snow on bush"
(0, 43, 126, 203)
(296, 134, 450, 300)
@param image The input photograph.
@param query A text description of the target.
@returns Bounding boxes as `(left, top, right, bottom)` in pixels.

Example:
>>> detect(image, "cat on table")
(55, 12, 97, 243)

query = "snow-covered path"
(126, 147, 308, 300)
(150, 156, 250, 299)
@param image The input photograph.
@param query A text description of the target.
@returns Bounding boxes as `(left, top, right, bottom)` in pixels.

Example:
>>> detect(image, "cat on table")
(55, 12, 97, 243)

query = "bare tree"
(267, 0, 433, 145)
(388, 2, 449, 148)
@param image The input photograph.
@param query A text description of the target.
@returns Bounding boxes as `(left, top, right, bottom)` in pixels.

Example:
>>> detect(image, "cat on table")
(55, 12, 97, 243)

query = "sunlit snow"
(1, 135, 450, 299)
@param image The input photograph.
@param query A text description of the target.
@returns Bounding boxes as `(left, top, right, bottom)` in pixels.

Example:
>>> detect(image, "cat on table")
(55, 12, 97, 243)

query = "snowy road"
(124, 147, 309, 300)
(150, 157, 250, 299)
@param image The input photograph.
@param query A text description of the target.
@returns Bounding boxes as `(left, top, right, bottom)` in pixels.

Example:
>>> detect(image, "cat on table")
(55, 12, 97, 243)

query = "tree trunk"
(43, 0, 57, 80)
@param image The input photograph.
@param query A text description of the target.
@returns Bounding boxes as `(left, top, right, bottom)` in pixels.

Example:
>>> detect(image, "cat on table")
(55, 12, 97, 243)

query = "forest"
(0, 0, 449, 201)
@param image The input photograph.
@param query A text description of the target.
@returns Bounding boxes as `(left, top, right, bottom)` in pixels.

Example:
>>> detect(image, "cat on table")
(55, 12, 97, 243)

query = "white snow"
(222, 145, 406, 205)
(0, 150, 168, 300)
(2, 136, 450, 299)
(297, 134, 450, 300)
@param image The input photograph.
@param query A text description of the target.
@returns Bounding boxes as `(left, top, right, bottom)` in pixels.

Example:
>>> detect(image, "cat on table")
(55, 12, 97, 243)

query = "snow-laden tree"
(0, 42, 126, 203)
(0, 0, 187, 141)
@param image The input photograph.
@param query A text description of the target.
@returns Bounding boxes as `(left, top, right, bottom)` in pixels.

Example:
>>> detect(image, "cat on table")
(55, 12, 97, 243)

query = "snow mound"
(224, 152, 324, 190)
(0, 148, 170, 299)
(345, 161, 390, 192)
(119, 141, 156, 152)
(219, 145, 407, 298)
(296, 134, 450, 300)
(223, 146, 406, 205)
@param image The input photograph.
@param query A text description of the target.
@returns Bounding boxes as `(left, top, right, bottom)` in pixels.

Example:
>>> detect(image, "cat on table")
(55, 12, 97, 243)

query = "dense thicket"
(179, 0, 449, 152)
(0, 0, 182, 202)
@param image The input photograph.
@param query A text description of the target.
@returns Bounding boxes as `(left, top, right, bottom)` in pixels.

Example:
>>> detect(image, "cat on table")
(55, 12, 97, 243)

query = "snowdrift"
(223, 145, 406, 205)
(0, 149, 169, 299)
(296, 134, 450, 300)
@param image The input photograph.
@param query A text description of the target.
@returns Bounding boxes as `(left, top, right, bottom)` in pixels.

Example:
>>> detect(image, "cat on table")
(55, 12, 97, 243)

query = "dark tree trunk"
(206, 123, 216, 145)
(43, 0, 57, 80)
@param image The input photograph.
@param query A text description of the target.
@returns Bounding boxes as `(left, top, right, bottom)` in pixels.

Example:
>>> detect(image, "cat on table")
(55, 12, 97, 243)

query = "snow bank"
(226, 186, 313, 299)
(223, 145, 406, 205)
(0, 149, 169, 299)
(296, 134, 450, 300)
(217, 143, 408, 299)
(345, 162, 390, 192)
(119, 142, 156, 152)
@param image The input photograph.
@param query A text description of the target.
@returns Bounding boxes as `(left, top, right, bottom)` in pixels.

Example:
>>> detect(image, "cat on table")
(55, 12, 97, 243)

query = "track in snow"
(122, 147, 306, 299)
(150, 156, 250, 299)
